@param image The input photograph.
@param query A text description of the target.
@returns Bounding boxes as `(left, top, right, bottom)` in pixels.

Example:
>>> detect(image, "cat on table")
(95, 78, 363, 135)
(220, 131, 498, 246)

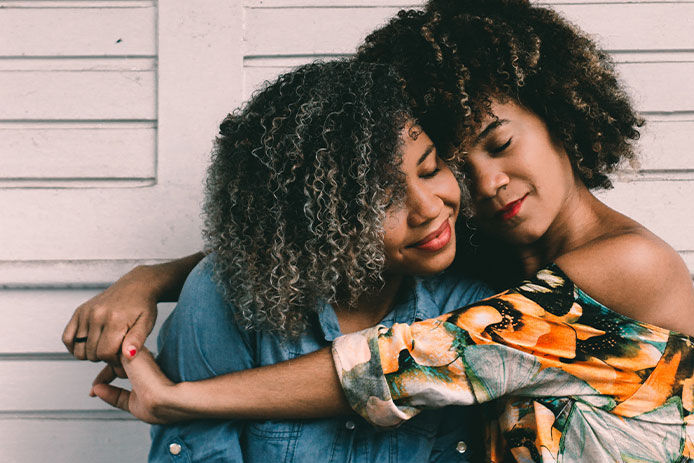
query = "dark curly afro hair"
(204, 60, 416, 336)
(357, 0, 643, 190)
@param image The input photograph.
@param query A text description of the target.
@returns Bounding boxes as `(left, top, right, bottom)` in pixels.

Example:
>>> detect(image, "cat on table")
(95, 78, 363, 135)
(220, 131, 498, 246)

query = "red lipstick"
(498, 194, 528, 221)
(411, 220, 452, 252)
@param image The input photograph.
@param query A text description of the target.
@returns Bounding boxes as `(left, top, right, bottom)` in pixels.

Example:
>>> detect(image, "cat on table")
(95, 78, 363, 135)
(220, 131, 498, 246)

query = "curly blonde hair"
(203, 60, 414, 336)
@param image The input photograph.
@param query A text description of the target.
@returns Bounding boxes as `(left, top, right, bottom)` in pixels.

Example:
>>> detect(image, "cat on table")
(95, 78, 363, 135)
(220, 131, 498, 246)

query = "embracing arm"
(96, 261, 688, 426)
(63, 252, 205, 363)
(93, 346, 349, 423)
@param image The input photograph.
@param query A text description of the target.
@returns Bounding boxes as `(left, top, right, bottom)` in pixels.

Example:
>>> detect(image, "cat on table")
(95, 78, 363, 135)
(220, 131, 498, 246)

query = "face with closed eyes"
(462, 100, 580, 245)
(382, 122, 461, 276)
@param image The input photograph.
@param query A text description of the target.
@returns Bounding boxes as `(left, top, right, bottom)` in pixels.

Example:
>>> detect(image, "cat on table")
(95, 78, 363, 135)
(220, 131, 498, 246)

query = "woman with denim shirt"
(77, 60, 492, 462)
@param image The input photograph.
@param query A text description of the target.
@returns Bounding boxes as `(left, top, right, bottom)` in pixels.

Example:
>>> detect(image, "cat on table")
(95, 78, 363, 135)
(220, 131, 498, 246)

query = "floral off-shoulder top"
(332, 264, 694, 462)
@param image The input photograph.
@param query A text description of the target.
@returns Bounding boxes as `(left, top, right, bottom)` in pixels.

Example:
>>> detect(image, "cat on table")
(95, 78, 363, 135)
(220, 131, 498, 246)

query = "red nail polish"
(128, 348, 137, 357)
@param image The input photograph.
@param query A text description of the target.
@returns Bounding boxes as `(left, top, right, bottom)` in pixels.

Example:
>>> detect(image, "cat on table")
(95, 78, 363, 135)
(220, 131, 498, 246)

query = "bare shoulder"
(555, 230, 694, 335)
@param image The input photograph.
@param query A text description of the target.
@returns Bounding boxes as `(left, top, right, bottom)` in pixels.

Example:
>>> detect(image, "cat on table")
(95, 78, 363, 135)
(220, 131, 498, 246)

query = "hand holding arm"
(62, 252, 205, 364)
(91, 346, 351, 423)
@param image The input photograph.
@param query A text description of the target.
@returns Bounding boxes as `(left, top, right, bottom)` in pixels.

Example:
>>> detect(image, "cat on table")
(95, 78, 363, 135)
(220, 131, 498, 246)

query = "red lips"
(497, 194, 528, 221)
(410, 220, 452, 252)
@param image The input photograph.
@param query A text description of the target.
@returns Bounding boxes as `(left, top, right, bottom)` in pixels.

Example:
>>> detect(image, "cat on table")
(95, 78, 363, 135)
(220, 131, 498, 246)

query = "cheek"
(439, 169, 462, 212)
(382, 208, 408, 258)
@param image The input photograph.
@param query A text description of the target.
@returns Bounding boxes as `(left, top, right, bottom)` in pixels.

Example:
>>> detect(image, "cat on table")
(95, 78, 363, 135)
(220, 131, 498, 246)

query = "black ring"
(73, 336, 88, 343)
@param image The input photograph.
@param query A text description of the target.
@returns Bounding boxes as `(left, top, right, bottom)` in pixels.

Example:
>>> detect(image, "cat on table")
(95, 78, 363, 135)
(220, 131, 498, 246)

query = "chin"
(416, 247, 457, 276)
(487, 222, 543, 246)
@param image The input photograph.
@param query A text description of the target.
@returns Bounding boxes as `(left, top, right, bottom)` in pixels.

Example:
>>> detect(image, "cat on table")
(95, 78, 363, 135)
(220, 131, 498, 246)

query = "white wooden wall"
(0, 0, 691, 461)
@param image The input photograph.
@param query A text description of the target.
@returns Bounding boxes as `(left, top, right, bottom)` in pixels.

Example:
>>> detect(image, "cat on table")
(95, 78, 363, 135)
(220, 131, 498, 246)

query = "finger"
(72, 326, 90, 360)
(95, 323, 128, 365)
(121, 347, 173, 390)
(121, 312, 156, 359)
(92, 363, 118, 387)
(92, 383, 131, 413)
(85, 321, 104, 362)
(112, 364, 127, 379)
(61, 309, 80, 354)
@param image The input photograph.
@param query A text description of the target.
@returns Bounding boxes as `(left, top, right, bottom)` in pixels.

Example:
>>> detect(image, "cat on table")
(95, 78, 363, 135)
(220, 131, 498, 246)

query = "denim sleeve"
(149, 255, 255, 463)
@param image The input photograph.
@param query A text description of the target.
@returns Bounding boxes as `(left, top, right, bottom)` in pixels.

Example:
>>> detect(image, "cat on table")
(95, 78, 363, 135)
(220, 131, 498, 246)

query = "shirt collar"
(317, 276, 443, 342)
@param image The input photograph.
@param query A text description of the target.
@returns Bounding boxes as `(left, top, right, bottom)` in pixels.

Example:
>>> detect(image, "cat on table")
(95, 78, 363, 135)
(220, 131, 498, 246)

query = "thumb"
(120, 347, 174, 391)
(121, 312, 155, 359)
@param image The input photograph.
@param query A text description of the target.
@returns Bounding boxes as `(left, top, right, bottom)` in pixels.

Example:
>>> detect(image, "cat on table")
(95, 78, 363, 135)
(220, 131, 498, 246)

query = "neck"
(517, 182, 606, 276)
(333, 274, 404, 334)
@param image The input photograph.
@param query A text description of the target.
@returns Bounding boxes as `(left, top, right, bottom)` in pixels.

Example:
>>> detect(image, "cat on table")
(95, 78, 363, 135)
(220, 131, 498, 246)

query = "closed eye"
(420, 167, 441, 179)
(490, 138, 512, 154)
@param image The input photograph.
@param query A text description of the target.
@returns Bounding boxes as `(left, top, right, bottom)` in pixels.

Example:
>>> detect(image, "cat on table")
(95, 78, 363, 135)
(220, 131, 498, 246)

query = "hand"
(62, 266, 158, 364)
(91, 348, 187, 424)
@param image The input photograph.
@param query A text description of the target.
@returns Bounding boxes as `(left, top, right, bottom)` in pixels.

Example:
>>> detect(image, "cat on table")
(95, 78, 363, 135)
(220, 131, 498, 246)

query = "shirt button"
(169, 443, 182, 455)
(455, 441, 468, 454)
(345, 420, 356, 430)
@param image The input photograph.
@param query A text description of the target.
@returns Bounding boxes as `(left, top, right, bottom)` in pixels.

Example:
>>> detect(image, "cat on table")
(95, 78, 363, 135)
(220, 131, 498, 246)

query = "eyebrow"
(474, 119, 509, 144)
(416, 144, 436, 166)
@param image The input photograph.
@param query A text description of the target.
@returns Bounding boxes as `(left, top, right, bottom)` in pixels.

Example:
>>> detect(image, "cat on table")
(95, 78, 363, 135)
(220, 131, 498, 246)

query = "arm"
(92, 281, 598, 425)
(120, 254, 257, 462)
(96, 265, 679, 427)
(93, 252, 348, 423)
(63, 252, 205, 363)
(93, 346, 348, 423)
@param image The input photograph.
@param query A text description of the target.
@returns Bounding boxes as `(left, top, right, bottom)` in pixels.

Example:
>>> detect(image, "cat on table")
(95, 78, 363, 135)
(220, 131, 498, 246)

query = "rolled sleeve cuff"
(332, 325, 417, 428)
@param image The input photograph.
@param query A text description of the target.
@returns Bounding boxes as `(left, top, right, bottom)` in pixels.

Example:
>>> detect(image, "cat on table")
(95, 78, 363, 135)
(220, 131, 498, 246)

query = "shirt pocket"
(242, 420, 303, 463)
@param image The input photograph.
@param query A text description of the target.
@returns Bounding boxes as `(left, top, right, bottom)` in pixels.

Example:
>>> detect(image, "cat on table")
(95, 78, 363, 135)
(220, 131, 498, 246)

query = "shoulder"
(158, 253, 258, 379)
(174, 254, 236, 328)
(555, 231, 694, 334)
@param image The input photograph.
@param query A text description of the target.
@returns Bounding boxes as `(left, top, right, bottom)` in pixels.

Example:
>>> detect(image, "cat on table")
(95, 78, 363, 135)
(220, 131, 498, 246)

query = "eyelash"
(420, 167, 440, 179)
(491, 137, 512, 154)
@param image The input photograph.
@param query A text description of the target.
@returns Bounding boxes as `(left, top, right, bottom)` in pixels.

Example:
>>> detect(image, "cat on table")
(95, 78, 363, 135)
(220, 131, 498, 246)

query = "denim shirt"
(149, 255, 493, 463)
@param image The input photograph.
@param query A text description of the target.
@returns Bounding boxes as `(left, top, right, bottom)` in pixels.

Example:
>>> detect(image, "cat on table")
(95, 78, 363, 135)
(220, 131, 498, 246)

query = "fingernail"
(127, 347, 137, 358)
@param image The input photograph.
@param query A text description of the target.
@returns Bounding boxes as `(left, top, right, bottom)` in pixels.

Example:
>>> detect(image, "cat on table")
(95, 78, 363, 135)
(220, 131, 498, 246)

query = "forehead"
(399, 122, 433, 152)
(470, 100, 535, 141)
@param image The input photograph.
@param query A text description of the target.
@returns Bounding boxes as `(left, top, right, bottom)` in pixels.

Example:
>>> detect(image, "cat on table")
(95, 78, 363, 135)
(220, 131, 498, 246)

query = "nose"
(468, 158, 509, 200)
(406, 183, 444, 227)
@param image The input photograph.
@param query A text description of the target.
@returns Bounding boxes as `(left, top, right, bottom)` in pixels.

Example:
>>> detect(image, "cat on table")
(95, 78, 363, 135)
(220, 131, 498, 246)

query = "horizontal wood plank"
(0, 125, 156, 179)
(245, 7, 401, 56)
(554, 3, 694, 51)
(245, 0, 684, 6)
(244, 4, 694, 56)
(620, 62, 694, 114)
(638, 119, 694, 172)
(0, 179, 689, 264)
(0, 287, 175, 352)
(243, 61, 694, 113)
(0, 418, 149, 463)
(0, 188, 205, 261)
(0, 6, 156, 56)
(0, 70, 156, 120)
(0, 259, 170, 287)
(683, 252, 694, 279)
(596, 180, 694, 252)
(0, 360, 134, 411)
(0, 57, 156, 72)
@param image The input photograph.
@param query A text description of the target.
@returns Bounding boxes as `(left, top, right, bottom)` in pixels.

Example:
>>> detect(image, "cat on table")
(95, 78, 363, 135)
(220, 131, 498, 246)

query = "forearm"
(163, 347, 351, 420)
(136, 252, 206, 303)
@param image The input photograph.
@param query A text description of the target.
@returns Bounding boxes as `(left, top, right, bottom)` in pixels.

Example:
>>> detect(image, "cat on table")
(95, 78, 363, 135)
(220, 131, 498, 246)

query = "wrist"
(156, 381, 205, 422)
(126, 264, 167, 304)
